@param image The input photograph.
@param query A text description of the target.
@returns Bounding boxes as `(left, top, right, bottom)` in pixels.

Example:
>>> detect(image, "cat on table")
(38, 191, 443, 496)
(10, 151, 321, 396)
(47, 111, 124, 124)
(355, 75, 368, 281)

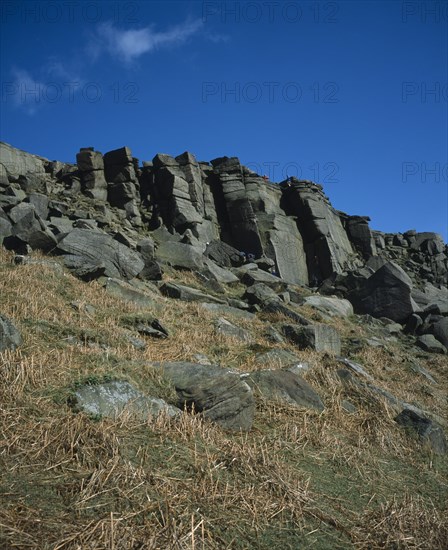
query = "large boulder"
(151, 362, 255, 431)
(160, 282, 225, 304)
(70, 380, 180, 420)
(303, 295, 354, 318)
(56, 228, 144, 280)
(349, 261, 418, 323)
(246, 369, 324, 411)
(155, 241, 204, 270)
(8, 203, 57, 252)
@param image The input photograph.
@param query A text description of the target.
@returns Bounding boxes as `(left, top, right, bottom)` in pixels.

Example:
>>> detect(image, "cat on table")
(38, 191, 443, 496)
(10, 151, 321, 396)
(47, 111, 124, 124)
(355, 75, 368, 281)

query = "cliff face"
(1, 141, 447, 299)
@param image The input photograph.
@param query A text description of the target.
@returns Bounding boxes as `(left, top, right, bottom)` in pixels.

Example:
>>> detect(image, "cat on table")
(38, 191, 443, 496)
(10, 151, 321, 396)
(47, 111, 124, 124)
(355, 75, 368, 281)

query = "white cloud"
(92, 18, 203, 64)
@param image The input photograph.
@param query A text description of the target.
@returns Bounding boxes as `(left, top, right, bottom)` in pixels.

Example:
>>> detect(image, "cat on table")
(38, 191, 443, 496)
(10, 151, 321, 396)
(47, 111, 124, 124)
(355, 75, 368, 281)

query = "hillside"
(0, 142, 447, 549)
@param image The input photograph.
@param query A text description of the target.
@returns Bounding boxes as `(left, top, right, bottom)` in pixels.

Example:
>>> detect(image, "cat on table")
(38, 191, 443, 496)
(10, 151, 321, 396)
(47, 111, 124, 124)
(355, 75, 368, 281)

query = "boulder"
(202, 258, 239, 284)
(303, 295, 354, 317)
(152, 362, 255, 431)
(395, 408, 446, 454)
(241, 269, 286, 291)
(246, 369, 324, 411)
(155, 241, 204, 270)
(0, 314, 22, 351)
(71, 380, 180, 420)
(416, 334, 447, 355)
(204, 240, 245, 268)
(201, 303, 255, 320)
(430, 317, 448, 348)
(9, 205, 57, 252)
(349, 261, 418, 323)
(160, 282, 225, 304)
(103, 278, 159, 309)
(56, 228, 144, 280)
(282, 323, 341, 354)
(255, 349, 309, 372)
(215, 318, 253, 342)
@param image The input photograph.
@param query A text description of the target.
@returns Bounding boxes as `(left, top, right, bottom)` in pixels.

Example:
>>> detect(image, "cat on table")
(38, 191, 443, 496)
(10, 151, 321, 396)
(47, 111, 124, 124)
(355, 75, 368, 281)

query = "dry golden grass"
(1, 247, 447, 549)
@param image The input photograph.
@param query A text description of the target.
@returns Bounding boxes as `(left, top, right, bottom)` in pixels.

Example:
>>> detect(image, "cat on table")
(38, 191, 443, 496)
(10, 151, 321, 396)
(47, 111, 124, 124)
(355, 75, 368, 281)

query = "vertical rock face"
(281, 181, 357, 280)
(76, 148, 107, 201)
(345, 215, 377, 259)
(244, 171, 308, 285)
(1, 141, 447, 294)
(103, 147, 141, 225)
(210, 157, 263, 257)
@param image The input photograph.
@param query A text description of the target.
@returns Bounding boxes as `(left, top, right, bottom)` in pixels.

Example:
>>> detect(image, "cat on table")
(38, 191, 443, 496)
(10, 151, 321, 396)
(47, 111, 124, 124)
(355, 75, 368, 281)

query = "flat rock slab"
(216, 317, 253, 342)
(203, 258, 239, 284)
(241, 269, 286, 291)
(103, 278, 160, 310)
(0, 314, 22, 352)
(282, 323, 341, 354)
(201, 302, 255, 320)
(155, 241, 204, 270)
(245, 369, 324, 411)
(151, 362, 255, 431)
(304, 295, 354, 318)
(56, 228, 144, 280)
(336, 357, 373, 380)
(255, 349, 310, 373)
(71, 380, 180, 420)
(160, 282, 225, 304)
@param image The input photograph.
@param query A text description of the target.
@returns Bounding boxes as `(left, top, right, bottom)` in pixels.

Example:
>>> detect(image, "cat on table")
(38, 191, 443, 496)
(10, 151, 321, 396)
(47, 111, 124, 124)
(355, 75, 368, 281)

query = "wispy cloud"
(6, 63, 84, 116)
(90, 18, 203, 64)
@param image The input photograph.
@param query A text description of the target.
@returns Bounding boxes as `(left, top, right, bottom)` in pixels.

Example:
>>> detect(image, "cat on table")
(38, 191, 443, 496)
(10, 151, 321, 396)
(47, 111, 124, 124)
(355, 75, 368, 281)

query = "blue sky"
(1, 0, 447, 239)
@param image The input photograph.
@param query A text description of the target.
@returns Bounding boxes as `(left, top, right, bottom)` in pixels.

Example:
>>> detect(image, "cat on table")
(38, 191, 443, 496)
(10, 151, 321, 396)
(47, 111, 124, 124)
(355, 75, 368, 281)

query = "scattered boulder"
(201, 303, 255, 320)
(70, 380, 180, 420)
(255, 349, 310, 374)
(0, 314, 22, 351)
(429, 317, 448, 349)
(160, 282, 225, 304)
(349, 261, 418, 323)
(282, 323, 341, 354)
(152, 362, 255, 431)
(56, 228, 144, 280)
(303, 295, 354, 318)
(216, 318, 253, 342)
(155, 241, 204, 270)
(395, 408, 446, 454)
(416, 334, 447, 355)
(245, 369, 324, 411)
(103, 278, 159, 309)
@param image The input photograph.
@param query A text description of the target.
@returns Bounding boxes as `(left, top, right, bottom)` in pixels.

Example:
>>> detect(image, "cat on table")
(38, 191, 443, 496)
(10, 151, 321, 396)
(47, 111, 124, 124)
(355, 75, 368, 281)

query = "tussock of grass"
(1, 247, 447, 549)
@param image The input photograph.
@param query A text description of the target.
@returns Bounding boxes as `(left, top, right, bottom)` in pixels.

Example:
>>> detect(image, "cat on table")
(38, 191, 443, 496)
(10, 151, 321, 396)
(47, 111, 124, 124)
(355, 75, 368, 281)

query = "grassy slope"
(0, 248, 447, 550)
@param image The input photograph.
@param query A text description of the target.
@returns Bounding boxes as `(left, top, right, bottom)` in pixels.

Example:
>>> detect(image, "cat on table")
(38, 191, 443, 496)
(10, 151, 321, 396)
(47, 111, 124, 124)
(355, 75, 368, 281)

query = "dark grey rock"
(336, 357, 373, 380)
(160, 282, 225, 304)
(202, 258, 239, 284)
(303, 295, 354, 317)
(416, 334, 447, 354)
(216, 317, 253, 342)
(241, 269, 286, 291)
(255, 349, 309, 372)
(155, 241, 204, 270)
(56, 228, 144, 280)
(103, 278, 159, 309)
(265, 326, 285, 343)
(404, 314, 423, 335)
(204, 240, 246, 268)
(430, 317, 448, 349)
(201, 303, 255, 320)
(244, 283, 279, 305)
(71, 380, 180, 419)
(152, 362, 255, 431)
(395, 408, 446, 454)
(282, 323, 341, 354)
(26, 193, 49, 220)
(349, 261, 417, 323)
(0, 314, 22, 351)
(246, 369, 324, 411)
